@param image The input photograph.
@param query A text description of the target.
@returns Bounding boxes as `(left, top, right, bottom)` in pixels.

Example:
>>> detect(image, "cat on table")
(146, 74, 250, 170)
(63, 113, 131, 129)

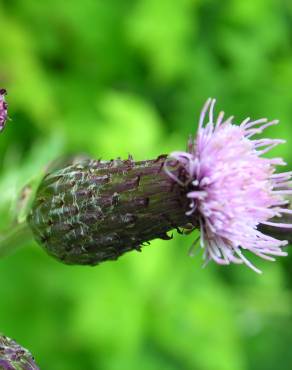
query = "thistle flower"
(0, 89, 8, 131)
(0, 335, 39, 370)
(27, 99, 292, 272)
(165, 98, 292, 273)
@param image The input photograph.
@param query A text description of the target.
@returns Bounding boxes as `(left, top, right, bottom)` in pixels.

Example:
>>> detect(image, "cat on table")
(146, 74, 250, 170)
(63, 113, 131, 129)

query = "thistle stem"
(0, 221, 33, 258)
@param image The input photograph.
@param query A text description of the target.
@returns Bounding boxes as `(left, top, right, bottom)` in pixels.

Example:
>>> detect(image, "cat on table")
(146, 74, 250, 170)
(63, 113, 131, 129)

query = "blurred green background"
(0, 0, 292, 369)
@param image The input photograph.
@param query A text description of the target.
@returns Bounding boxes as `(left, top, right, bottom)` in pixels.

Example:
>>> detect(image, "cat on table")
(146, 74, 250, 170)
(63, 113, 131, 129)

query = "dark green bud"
(0, 335, 39, 370)
(28, 156, 192, 265)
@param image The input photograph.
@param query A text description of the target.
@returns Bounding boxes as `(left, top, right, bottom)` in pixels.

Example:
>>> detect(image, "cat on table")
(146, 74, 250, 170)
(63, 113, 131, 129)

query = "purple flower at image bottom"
(0, 335, 39, 370)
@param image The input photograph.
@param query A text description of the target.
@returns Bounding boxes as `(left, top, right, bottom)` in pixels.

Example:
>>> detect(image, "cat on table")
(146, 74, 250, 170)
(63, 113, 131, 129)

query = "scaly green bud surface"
(28, 156, 192, 265)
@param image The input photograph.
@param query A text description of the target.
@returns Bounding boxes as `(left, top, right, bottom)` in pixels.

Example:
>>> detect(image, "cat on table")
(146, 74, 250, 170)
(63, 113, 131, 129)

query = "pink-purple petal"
(165, 98, 292, 273)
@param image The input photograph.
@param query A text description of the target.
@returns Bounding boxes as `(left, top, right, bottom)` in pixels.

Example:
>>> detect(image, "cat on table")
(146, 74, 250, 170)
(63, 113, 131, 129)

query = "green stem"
(0, 221, 33, 258)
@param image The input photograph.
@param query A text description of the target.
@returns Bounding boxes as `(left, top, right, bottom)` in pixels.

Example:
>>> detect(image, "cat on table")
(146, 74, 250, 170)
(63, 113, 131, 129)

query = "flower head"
(0, 88, 8, 131)
(165, 98, 292, 273)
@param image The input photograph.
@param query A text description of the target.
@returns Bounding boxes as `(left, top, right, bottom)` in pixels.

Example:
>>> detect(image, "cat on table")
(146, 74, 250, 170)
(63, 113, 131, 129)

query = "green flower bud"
(28, 156, 191, 265)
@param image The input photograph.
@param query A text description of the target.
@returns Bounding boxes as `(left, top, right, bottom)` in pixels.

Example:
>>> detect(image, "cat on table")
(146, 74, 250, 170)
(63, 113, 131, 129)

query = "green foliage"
(0, 0, 292, 369)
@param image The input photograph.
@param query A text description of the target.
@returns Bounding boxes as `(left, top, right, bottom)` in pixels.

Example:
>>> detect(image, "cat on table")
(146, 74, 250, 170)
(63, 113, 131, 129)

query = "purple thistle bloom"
(0, 335, 39, 370)
(165, 98, 292, 273)
(0, 88, 8, 131)
(28, 98, 291, 271)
